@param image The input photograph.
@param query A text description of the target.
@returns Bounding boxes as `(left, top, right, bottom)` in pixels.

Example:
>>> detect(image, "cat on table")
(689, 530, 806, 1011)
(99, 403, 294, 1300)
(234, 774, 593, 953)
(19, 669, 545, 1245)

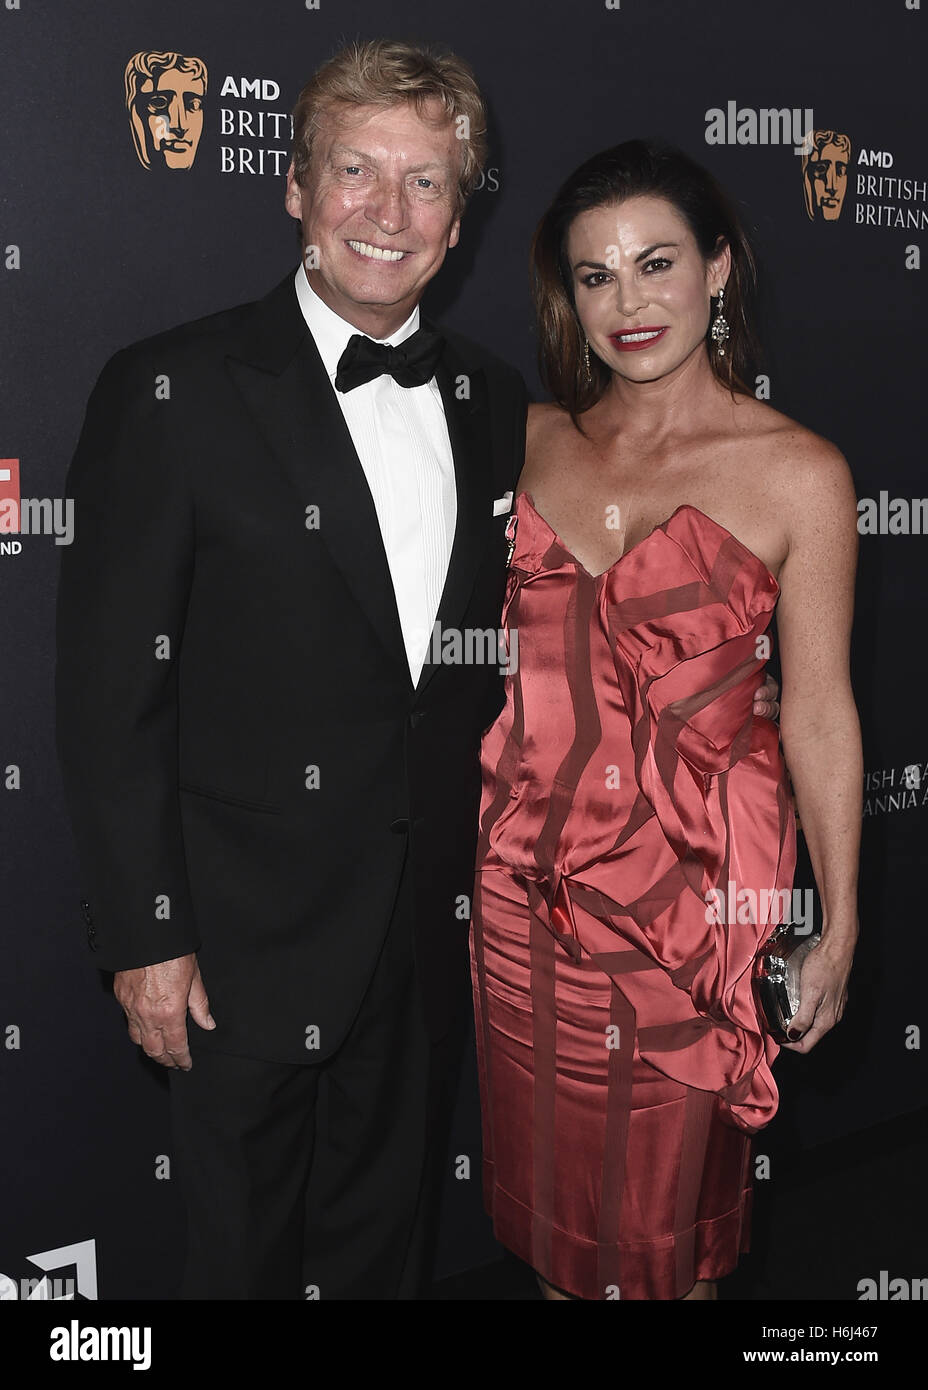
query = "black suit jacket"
(55, 271, 527, 1064)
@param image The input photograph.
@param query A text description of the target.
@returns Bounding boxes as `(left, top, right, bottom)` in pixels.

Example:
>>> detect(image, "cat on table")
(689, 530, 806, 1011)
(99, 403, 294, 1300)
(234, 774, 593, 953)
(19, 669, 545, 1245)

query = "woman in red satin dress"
(470, 141, 861, 1301)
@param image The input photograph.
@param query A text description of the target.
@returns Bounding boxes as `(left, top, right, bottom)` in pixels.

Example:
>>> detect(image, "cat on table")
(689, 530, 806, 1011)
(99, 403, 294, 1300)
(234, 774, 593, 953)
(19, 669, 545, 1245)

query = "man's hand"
(113, 954, 215, 1070)
(752, 671, 780, 720)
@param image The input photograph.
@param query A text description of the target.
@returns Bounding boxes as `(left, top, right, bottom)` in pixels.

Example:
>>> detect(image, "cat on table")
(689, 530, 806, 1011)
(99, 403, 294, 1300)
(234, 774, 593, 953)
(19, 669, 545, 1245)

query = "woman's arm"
(774, 433, 862, 1053)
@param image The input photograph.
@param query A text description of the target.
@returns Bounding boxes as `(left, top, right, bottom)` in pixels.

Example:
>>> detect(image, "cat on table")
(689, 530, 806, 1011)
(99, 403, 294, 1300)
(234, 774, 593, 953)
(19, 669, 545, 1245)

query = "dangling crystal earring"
(710, 286, 730, 358)
(583, 337, 592, 382)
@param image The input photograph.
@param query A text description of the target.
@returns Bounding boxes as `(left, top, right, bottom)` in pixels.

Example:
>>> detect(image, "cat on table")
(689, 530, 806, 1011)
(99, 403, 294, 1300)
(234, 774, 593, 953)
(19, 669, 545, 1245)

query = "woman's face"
(566, 194, 730, 385)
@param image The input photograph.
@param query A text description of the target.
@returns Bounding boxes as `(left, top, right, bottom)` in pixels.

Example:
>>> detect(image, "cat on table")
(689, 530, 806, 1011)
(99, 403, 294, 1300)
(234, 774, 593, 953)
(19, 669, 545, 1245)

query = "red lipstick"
(608, 326, 668, 352)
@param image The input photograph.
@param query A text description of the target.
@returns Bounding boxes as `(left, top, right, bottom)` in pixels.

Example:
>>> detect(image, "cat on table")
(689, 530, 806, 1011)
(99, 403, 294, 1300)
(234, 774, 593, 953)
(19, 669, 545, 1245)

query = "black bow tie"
(334, 326, 444, 393)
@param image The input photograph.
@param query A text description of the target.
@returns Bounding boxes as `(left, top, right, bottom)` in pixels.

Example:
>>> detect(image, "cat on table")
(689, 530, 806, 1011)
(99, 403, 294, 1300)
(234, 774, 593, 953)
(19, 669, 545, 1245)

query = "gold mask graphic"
(801, 130, 852, 221)
(126, 51, 207, 170)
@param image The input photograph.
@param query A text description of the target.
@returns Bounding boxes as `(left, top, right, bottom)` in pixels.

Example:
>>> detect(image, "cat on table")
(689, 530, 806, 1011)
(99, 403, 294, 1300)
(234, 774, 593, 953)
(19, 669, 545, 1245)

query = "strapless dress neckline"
(519, 491, 780, 593)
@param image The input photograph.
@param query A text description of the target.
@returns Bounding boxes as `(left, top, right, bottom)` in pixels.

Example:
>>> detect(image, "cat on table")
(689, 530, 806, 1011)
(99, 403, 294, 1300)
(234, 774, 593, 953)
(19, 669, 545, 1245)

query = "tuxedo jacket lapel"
(225, 274, 413, 688)
(415, 322, 493, 698)
(224, 275, 494, 703)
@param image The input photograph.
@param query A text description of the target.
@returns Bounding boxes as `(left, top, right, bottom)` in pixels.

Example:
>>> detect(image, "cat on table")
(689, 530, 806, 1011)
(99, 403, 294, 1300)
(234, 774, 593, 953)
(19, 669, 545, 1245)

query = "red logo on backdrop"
(0, 459, 20, 530)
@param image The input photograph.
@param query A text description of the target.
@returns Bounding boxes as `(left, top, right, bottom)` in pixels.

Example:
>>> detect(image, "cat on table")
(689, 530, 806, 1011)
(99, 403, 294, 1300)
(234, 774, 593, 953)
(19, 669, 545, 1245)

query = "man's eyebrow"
(572, 242, 679, 271)
(329, 146, 377, 165)
(328, 145, 451, 174)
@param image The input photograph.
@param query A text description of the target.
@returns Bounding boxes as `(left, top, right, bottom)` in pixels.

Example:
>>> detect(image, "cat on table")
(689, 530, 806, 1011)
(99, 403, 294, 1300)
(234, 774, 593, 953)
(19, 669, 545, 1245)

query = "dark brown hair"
(531, 138, 762, 424)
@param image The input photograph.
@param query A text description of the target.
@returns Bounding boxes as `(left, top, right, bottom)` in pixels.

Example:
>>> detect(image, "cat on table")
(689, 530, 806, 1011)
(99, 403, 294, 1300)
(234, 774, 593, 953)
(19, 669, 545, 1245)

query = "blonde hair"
(291, 39, 487, 212)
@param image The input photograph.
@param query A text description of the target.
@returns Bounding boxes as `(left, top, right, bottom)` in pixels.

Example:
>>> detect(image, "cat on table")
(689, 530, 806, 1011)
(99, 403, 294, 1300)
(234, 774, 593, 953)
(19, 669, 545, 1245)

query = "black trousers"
(167, 850, 465, 1299)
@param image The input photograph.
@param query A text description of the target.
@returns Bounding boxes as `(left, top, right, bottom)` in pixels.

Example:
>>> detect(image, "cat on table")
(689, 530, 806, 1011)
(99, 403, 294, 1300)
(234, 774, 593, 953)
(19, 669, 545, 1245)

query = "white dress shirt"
(294, 267, 457, 685)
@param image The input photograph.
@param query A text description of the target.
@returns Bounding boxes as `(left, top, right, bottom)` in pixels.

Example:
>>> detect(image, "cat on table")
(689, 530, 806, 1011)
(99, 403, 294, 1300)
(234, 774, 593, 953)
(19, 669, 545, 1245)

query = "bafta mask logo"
(801, 129, 852, 221)
(125, 50, 207, 170)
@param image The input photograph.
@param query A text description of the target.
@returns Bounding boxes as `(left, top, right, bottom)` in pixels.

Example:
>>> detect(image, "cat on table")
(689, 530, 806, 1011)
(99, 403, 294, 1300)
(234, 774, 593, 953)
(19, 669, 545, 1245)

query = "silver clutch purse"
(753, 923, 821, 1042)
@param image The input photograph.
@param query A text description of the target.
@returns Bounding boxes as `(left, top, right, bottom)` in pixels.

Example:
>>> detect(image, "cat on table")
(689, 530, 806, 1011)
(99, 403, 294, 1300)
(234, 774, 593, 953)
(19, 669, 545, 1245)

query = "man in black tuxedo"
(55, 40, 526, 1299)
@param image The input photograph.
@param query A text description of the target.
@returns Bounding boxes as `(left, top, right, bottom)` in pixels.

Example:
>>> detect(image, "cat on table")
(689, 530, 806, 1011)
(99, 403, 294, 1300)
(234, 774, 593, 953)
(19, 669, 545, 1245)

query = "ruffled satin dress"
(470, 491, 796, 1300)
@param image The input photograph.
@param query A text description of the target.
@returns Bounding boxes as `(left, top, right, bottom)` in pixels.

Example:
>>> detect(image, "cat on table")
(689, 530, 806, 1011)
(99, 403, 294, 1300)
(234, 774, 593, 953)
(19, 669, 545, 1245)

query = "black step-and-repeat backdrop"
(1, 0, 925, 1301)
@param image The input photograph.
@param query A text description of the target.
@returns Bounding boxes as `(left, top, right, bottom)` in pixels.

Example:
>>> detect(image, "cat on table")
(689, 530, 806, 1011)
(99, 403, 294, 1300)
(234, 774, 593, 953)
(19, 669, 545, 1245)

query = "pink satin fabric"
(470, 491, 797, 1300)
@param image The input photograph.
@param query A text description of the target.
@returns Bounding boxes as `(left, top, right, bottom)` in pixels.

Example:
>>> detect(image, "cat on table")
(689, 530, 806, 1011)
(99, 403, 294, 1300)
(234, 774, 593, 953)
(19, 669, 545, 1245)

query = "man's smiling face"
(285, 98, 462, 337)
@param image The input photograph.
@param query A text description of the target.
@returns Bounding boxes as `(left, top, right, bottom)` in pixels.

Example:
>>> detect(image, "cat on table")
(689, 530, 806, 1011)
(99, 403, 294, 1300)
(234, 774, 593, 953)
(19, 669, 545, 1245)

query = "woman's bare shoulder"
(733, 399, 856, 550)
(527, 400, 570, 434)
(522, 402, 576, 489)
(733, 397, 852, 497)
